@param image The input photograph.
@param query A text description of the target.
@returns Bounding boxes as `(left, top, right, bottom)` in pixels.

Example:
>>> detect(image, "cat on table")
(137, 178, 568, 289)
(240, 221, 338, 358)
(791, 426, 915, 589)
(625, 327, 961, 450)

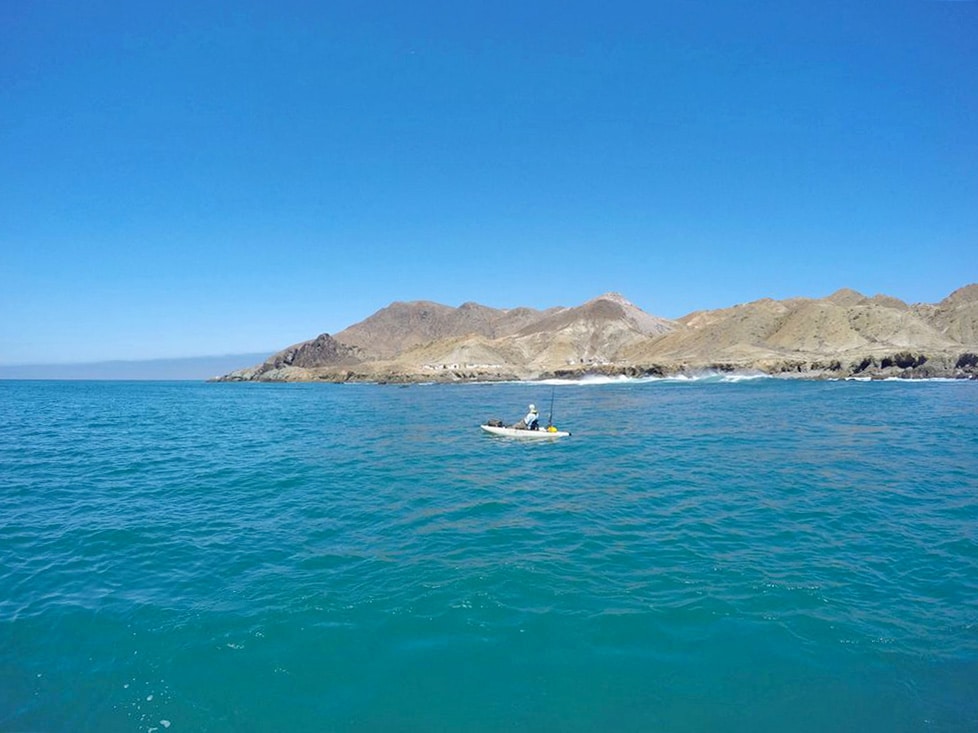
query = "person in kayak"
(515, 404, 540, 430)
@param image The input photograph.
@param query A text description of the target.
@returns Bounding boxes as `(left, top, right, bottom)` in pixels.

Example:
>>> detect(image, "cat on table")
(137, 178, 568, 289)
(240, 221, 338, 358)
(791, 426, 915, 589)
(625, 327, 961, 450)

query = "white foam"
(541, 375, 635, 386)
(461, 370, 794, 387)
(719, 373, 772, 383)
(536, 371, 773, 386)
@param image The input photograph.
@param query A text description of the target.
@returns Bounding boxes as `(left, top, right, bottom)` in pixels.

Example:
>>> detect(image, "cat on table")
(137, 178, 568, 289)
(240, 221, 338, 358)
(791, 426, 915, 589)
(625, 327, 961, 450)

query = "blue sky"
(2, 1, 976, 364)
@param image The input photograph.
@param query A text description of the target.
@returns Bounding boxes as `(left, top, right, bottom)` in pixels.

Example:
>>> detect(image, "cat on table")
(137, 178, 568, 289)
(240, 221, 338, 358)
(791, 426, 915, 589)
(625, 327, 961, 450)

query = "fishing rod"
(548, 386, 555, 428)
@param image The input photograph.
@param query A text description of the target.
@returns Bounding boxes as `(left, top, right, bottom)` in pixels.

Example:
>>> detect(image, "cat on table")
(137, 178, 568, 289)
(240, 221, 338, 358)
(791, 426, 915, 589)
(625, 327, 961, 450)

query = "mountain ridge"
(215, 287, 978, 382)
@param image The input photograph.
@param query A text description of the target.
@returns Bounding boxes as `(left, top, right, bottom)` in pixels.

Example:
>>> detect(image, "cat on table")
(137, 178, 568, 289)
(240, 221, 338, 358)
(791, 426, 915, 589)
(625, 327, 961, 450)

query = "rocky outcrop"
(218, 333, 360, 382)
(213, 286, 978, 382)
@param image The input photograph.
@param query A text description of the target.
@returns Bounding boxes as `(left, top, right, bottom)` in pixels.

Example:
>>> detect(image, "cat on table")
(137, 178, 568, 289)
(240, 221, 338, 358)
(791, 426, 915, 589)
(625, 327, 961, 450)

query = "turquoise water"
(2, 378, 977, 732)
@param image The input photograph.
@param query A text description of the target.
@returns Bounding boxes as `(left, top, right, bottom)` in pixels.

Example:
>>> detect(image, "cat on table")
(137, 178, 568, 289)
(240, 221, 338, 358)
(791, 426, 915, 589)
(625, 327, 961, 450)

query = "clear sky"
(2, 1, 976, 364)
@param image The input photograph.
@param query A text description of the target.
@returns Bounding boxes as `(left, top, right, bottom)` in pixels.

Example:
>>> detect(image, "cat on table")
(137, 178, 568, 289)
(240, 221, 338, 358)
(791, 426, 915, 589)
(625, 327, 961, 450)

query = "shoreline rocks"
(212, 350, 978, 383)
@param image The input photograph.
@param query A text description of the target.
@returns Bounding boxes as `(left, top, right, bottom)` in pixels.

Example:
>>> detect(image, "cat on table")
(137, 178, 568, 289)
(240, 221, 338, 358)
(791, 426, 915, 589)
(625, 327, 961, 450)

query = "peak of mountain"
(520, 293, 676, 338)
(585, 292, 633, 307)
(826, 288, 867, 306)
(920, 283, 978, 345)
(941, 283, 978, 307)
(867, 294, 908, 309)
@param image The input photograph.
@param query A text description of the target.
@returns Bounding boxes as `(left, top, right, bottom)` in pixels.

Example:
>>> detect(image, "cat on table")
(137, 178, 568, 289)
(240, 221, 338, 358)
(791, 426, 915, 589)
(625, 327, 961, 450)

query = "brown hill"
(513, 292, 678, 370)
(914, 284, 978, 345)
(381, 293, 680, 378)
(215, 285, 978, 382)
(332, 300, 560, 359)
(625, 289, 962, 368)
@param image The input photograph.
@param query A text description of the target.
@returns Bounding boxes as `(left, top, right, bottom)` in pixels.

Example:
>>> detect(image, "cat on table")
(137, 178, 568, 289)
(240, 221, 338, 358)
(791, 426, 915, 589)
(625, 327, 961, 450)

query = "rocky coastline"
(216, 352, 978, 384)
(214, 286, 978, 384)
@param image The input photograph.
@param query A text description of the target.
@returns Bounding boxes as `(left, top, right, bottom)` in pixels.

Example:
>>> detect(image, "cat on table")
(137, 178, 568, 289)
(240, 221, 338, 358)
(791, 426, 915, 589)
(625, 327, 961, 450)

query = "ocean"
(2, 377, 976, 732)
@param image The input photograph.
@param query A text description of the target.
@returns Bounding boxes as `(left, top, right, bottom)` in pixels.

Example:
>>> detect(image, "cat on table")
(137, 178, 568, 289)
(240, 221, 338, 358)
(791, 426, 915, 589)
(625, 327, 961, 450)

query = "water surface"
(2, 378, 976, 731)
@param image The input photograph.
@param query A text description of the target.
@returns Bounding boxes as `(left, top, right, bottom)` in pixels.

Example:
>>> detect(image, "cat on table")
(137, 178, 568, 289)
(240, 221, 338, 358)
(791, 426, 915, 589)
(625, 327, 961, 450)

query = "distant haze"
(0, 354, 271, 381)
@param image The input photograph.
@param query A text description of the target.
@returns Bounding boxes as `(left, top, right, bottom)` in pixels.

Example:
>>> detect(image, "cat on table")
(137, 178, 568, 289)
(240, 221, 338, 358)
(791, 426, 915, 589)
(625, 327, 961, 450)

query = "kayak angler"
(481, 394, 569, 439)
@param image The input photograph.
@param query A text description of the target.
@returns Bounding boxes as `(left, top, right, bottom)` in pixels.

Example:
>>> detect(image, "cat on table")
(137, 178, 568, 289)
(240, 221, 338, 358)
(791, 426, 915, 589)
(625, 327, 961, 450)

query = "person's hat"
(529, 404, 537, 412)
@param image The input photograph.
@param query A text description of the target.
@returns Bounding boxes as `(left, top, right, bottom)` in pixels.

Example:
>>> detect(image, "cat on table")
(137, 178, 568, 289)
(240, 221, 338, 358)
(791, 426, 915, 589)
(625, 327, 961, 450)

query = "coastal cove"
(2, 378, 977, 731)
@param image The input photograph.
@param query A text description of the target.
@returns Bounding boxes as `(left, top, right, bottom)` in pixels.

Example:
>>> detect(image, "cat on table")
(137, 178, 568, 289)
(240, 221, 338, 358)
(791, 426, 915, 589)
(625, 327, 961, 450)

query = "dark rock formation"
(268, 333, 360, 369)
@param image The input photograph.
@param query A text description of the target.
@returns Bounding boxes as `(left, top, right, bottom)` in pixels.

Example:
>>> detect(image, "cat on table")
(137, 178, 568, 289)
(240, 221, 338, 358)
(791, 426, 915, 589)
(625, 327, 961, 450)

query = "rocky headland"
(214, 285, 978, 383)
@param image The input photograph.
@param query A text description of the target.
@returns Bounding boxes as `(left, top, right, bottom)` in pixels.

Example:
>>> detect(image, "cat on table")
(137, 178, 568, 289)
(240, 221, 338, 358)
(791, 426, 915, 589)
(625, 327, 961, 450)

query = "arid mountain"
(215, 286, 978, 382)
(332, 300, 561, 359)
(379, 293, 680, 378)
(512, 292, 678, 371)
(914, 284, 978, 345)
(628, 288, 959, 367)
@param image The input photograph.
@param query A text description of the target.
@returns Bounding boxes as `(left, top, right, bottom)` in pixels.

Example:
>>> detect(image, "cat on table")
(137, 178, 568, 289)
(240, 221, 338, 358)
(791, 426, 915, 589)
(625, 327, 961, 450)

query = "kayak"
(481, 424, 571, 439)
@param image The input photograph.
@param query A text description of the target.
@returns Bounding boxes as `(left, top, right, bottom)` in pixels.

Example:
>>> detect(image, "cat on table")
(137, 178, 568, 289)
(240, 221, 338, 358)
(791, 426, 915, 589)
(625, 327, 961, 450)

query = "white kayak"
(481, 424, 571, 439)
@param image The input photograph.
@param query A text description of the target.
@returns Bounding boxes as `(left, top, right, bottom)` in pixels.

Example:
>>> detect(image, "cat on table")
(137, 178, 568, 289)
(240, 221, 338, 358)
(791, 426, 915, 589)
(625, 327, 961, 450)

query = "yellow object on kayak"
(547, 425, 557, 433)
